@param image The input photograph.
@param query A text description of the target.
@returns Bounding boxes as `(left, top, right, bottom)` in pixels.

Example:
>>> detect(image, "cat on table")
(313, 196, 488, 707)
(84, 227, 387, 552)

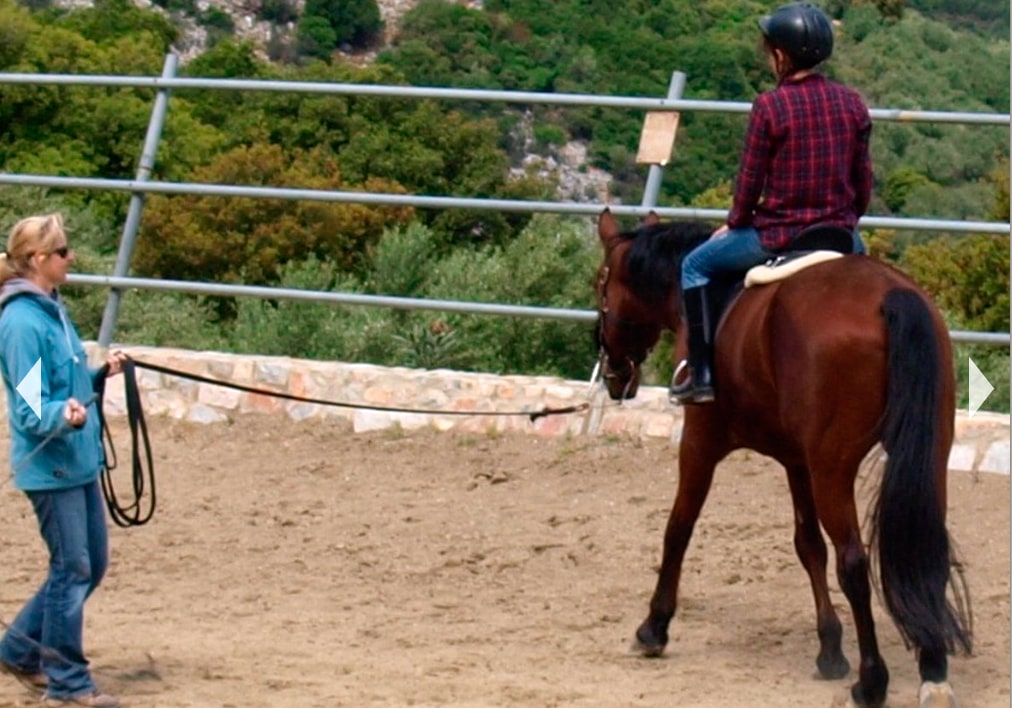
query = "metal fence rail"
(66, 273, 1011, 346)
(1, 59, 1008, 347)
(0, 174, 1006, 236)
(0, 73, 1008, 126)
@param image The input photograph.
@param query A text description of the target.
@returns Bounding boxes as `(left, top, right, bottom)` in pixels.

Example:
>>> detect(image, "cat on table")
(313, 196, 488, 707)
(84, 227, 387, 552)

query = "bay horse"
(593, 209, 971, 708)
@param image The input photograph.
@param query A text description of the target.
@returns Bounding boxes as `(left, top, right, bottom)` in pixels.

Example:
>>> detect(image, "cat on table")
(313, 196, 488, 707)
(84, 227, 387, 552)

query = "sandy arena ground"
(0, 415, 1007, 707)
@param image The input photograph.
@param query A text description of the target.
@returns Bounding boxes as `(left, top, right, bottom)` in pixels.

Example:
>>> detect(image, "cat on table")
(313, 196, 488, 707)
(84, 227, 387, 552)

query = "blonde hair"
(0, 213, 67, 286)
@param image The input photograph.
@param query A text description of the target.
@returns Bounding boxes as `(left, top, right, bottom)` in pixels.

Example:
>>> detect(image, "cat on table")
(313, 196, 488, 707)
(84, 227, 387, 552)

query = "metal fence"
(0, 55, 1008, 348)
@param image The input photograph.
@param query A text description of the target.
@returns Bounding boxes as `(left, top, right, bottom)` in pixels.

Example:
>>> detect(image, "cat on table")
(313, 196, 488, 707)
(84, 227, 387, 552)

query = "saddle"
(708, 224, 858, 328)
(745, 224, 855, 287)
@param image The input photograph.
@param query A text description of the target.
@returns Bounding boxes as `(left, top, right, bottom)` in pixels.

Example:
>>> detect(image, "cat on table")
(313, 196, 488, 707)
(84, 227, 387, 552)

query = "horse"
(593, 209, 972, 708)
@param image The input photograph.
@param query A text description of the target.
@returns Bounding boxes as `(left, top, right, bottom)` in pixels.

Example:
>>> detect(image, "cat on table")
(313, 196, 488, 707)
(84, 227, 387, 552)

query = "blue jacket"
(0, 279, 103, 491)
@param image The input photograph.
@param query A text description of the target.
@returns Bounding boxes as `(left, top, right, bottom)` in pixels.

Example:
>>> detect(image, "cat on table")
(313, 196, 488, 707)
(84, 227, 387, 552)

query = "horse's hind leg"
(634, 435, 722, 657)
(811, 475, 889, 708)
(785, 465, 850, 679)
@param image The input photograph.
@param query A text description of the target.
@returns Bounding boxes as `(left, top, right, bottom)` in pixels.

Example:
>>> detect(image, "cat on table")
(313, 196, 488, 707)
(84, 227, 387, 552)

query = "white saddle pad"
(745, 250, 844, 287)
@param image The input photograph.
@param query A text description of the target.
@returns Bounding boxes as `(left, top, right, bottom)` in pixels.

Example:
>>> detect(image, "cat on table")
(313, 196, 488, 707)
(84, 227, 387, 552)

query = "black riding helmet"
(758, 2, 833, 70)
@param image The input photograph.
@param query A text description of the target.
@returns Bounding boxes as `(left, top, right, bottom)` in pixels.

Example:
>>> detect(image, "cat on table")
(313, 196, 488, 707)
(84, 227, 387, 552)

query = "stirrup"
(668, 361, 690, 401)
(669, 361, 714, 405)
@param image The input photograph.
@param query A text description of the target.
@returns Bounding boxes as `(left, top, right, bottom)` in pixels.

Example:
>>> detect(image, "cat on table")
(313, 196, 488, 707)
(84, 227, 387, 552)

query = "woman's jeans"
(681, 226, 867, 289)
(0, 480, 108, 698)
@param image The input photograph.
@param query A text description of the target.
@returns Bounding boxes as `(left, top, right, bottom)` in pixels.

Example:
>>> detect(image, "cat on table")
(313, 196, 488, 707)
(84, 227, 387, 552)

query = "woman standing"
(0, 213, 126, 707)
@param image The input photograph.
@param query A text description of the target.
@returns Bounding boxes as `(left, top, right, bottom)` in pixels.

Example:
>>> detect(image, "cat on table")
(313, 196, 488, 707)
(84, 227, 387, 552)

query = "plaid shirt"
(727, 73, 873, 251)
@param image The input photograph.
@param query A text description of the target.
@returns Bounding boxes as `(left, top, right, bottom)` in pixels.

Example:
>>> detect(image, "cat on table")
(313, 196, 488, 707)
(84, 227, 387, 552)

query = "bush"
(259, 0, 298, 24)
(296, 15, 337, 60)
(302, 0, 383, 50)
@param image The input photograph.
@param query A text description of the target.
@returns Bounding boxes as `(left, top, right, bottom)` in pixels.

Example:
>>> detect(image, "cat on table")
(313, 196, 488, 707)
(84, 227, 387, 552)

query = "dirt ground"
(0, 415, 1007, 708)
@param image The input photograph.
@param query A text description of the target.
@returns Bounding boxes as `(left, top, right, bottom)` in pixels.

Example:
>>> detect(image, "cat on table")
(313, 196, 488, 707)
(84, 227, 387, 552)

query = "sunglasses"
(49, 246, 70, 259)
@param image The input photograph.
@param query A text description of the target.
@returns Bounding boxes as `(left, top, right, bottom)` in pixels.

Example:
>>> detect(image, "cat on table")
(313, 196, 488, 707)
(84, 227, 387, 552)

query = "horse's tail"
(872, 288, 972, 655)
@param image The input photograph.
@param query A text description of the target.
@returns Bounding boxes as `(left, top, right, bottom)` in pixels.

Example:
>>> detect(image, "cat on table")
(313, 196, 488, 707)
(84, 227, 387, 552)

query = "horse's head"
(594, 210, 667, 401)
(594, 210, 714, 400)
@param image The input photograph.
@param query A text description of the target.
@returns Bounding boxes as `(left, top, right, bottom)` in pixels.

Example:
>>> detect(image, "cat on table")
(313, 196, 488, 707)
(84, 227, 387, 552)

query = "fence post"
(97, 52, 179, 350)
(641, 71, 686, 210)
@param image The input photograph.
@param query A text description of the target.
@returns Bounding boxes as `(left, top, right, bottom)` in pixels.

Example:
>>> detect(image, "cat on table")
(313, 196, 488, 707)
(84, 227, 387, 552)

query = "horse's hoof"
(919, 681, 958, 708)
(848, 682, 886, 708)
(628, 637, 665, 658)
(631, 620, 668, 658)
(628, 636, 665, 658)
(816, 651, 850, 680)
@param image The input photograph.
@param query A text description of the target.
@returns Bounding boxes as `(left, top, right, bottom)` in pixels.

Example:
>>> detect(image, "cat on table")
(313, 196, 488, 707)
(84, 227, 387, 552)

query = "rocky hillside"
(57, 0, 614, 203)
(166, 0, 476, 61)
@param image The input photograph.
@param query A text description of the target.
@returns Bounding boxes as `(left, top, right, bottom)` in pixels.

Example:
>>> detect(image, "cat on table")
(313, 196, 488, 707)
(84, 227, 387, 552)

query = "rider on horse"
(670, 2, 873, 404)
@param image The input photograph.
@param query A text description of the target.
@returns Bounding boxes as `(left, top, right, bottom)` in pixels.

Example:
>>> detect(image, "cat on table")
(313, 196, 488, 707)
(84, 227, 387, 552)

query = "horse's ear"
(643, 211, 660, 226)
(598, 208, 620, 247)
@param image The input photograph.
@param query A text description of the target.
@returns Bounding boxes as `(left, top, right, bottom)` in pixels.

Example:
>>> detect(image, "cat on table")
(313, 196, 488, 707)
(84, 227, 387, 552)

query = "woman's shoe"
(0, 659, 47, 694)
(43, 690, 121, 707)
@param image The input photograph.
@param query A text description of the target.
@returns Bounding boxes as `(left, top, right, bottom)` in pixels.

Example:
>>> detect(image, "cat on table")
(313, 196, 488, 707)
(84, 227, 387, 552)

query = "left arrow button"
(16, 359, 42, 420)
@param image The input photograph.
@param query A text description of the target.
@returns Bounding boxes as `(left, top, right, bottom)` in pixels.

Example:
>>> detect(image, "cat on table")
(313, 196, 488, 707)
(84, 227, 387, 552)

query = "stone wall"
(90, 344, 1010, 476)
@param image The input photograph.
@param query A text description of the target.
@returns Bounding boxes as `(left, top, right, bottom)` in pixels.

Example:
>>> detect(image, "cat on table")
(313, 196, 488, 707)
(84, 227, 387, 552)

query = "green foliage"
(198, 5, 235, 48)
(366, 221, 438, 296)
(302, 0, 383, 51)
(54, 0, 178, 51)
(226, 257, 373, 359)
(902, 234, 1010, 333)
(881, 167, 929, 213)
(296, 15, 338, 60)
(0, 185, 116, 256)
(258, 0, 298, 24)
(216, 216, 599, 377)
(422, 214, 599, 377)
(134, 143, 415, 284)
(988, 158, 1010, 221)
(149, 0, 196, 13)
(899, 232, 1010, 413)
(105, 291, 229, 349)
(382, 1, 1009, 216)
(906, 0, 1010, 37)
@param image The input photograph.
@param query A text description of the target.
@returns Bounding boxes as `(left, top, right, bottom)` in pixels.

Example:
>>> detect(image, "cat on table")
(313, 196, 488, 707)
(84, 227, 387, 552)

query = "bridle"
(594, 262, 658, 400)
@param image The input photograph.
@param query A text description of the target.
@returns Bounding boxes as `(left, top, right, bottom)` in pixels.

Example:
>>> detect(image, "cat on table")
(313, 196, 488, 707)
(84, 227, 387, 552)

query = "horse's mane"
(620, 220, 714, 307)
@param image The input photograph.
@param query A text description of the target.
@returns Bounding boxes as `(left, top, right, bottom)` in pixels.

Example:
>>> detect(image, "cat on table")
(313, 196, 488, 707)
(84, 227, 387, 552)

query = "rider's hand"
(710, 224, 730, 240)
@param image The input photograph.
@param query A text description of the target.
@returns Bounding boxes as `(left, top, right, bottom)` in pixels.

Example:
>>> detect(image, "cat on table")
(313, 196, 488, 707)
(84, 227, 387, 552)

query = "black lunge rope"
(88, 354, 593, 527)
(129, 358, 590, 422)
(93, 359, 156, 528)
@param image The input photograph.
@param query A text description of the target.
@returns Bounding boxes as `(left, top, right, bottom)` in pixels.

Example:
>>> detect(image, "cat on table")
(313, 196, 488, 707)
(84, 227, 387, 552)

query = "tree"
(55, 0, 177, 50)
(133, 144, 415, 284)
(258, 0, 298, 24)
(302, 0, 383, 50)
(296, 15, 338, 61)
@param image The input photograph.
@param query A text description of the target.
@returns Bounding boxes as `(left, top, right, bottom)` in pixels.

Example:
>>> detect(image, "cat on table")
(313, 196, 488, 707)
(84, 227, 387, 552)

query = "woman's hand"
(64, 397, 88, 428)
(710, 224, 730, 240)
(105, 350, 129, 377)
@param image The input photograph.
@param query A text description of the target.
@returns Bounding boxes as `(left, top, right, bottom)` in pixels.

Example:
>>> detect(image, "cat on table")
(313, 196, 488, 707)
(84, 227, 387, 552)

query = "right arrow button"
(968, 357, 994, 417)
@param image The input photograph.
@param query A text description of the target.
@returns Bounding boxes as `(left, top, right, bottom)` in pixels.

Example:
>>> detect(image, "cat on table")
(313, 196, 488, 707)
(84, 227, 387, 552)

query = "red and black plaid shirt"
(727, 73, 873, 251)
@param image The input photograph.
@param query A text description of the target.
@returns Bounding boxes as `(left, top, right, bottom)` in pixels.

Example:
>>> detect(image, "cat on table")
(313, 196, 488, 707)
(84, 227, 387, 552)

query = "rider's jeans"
(681, 226, 867, 289)
(0, 480, 108, 698)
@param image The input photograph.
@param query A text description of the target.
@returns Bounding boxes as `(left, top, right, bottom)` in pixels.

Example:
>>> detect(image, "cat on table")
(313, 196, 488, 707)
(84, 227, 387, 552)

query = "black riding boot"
(669, 285, 715, 404)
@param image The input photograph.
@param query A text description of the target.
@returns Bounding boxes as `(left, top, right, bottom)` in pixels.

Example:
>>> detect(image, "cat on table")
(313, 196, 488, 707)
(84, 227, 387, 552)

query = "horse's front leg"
(634, 428, 723, 657)
(785, 465, 850, 679)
